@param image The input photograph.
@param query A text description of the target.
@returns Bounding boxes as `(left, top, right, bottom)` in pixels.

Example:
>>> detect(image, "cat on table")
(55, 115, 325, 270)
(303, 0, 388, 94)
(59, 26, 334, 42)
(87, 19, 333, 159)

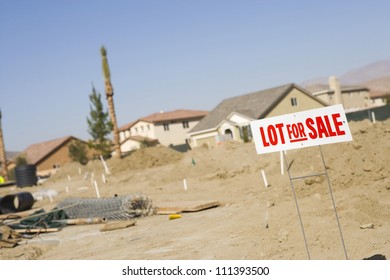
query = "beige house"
(369, 90, 388, 107)
(311, 76, 373, 112)
(119, 109, 208, 153)
(187, 83, 327, 148)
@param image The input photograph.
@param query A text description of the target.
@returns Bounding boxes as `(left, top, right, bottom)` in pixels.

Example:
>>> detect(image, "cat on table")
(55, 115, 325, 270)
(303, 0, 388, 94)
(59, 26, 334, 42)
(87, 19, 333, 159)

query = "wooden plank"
(13, 227, 61, 233)
(156, 210, 181, 215)
(156, 200, 220, 213)
(100, 220, 136, 232)
(53, 217, 107, 225)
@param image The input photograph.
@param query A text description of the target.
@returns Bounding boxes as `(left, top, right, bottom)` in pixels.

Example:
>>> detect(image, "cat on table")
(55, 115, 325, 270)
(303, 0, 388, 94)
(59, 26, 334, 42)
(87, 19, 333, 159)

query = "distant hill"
(6, 151, 19, 160)
(302, 59, 390, 96)
(341, 60, 390, 85)
(362, 76, 390, 93)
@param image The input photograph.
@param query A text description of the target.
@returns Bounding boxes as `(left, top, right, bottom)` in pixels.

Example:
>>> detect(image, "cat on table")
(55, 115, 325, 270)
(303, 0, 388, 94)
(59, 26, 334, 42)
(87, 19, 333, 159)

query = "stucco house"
(368, 90, 388, 107)
(310, 76, 383, 112)
(312, 80, 371, 114)
(119, 109, 208, 153)
(187, 83, 327, 148)
(17, 136, 91, 175)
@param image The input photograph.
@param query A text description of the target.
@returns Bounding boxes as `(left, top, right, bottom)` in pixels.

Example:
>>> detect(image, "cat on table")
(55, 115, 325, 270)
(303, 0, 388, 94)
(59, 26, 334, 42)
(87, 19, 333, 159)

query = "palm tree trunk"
(101, 47, 121, 158)
(105, 82, 121, 158)
(0, 110, 9, 180)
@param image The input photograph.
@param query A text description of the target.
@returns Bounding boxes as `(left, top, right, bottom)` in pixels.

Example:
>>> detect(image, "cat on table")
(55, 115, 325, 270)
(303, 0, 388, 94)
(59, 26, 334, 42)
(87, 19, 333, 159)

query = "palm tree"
(100, 46, 121, 158)
(0, 109, 9, 180)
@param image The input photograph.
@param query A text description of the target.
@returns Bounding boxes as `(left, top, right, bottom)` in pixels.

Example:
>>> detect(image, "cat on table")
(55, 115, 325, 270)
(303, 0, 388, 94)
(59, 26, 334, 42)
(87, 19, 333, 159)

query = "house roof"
(311, 85, 369, 96)
(119, 109, 209, 131)
(140, 109, 208, 123)
(120, 135, 158, 145)
(118, 121, 136, 132)
(20, 136, 81, 166)
(370, 90, 388, 98)
(189, 83, 326, 134)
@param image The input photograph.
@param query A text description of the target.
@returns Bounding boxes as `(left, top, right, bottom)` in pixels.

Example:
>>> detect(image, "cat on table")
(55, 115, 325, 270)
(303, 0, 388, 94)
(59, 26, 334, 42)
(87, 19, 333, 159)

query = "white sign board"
(250, 104, 353, 154)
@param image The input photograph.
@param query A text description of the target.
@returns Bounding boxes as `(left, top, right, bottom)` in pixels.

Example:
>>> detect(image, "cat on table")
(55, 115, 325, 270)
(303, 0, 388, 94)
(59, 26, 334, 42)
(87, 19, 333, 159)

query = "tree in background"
(68, 140, 89, 165)
(14, 154, 28, 167)
(101, 46, 121, 158)
(87, 85, 113, 159)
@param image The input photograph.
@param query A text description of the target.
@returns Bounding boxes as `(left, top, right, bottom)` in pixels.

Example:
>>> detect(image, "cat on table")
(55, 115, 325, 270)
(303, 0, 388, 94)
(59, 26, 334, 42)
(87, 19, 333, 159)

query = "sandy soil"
(1, 119, 389, 260)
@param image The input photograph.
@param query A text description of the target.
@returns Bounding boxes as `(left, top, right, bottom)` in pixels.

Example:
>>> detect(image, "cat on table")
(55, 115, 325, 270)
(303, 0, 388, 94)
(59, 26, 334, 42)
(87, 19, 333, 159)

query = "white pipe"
(94, 180, 101, 198)
(280, 151, 284, 175)
(371, 111, 376, 123)
(183, 178, 188, 191)
(261, 170, 269, 188)
(100, 155, 110, 175)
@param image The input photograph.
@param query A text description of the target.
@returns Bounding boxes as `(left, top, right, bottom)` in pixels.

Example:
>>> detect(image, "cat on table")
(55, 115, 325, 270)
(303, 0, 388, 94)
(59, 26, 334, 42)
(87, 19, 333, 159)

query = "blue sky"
(1, 0, 389, 151)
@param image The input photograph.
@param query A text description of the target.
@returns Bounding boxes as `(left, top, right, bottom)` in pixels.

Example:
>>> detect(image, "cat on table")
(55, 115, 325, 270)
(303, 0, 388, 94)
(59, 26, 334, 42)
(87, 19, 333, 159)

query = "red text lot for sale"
(250, 104, 353, 154)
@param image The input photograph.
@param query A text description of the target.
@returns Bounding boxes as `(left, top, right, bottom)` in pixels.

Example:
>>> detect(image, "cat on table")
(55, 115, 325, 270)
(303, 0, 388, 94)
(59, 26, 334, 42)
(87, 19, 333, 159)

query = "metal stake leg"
(283, 151, 311, 260)
(318, 146, 349, 260)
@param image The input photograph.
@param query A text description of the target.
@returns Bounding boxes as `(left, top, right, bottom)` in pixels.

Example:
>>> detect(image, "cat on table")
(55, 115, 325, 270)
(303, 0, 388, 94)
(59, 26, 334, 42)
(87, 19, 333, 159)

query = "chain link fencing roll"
(56, 194, 156, 221)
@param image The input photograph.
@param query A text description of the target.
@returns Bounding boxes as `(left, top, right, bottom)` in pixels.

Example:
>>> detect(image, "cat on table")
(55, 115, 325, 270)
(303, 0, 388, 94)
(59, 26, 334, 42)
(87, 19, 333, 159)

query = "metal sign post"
(283, 147, 348, 260)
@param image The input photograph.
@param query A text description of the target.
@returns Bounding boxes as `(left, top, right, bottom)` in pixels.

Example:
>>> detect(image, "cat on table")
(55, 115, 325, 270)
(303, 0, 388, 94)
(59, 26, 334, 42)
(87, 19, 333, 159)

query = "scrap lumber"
(100, 220, 136, 232)
(12, 227, 61, 234)
(53, 217, 107, 225)
(156, 200, 220, 215)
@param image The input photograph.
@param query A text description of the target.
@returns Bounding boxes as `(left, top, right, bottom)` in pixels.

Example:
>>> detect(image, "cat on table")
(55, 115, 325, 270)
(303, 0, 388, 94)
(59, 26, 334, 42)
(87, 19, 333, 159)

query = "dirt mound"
(110, 146, 184, 173)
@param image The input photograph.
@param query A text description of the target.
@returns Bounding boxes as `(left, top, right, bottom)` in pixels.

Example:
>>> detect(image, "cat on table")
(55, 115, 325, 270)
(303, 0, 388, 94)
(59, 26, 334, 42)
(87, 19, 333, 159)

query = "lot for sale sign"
(250, 104, 352, 154)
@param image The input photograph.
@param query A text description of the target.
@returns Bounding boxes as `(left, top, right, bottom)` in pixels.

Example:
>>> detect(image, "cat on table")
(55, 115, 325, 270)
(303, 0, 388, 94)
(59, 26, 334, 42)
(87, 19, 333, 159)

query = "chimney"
(329, 76, 343, 105)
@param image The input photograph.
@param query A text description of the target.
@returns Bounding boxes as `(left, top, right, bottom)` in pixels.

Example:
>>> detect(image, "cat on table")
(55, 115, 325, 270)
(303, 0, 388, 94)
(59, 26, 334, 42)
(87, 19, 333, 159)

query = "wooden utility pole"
(100, 46, 121, 158)
(0, 109, 9, 181)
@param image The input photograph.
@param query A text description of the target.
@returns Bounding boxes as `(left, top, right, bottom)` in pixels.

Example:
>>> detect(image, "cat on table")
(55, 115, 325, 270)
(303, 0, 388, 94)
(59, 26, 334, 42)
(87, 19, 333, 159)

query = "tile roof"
(118, 121, 136, 132)
(370, 90, 388, 98)
(118, 109, 209, 131)
(140, 109, 208, 123)
(189, 83, 325, 134)
(120, 135, 158, 145)
(311, 85, 369, 96)
(19, 136, 77, 165)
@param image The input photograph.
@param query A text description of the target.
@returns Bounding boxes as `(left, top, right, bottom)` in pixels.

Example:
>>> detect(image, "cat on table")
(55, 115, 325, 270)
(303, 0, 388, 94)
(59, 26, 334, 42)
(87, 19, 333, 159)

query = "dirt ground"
(1, 119, 389, 260)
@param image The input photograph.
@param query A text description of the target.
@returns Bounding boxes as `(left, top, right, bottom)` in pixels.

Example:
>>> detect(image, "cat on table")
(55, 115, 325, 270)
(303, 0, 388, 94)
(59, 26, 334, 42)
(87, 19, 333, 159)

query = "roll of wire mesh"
(56, 194, 155, 221)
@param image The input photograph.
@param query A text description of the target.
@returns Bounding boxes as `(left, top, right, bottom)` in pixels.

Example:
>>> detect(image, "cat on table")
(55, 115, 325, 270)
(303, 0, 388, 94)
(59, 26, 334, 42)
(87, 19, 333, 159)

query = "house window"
(182, 121, 189, 128)
(147, 125, 150, 130)
(163, 123, 169, 131)
(291, 97, 298, 106)
(134, 127, 138, 133)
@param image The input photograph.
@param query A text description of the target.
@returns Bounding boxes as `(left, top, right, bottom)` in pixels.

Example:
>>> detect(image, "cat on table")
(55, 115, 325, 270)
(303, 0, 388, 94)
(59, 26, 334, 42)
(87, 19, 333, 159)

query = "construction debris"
(0, 224, 21, 248)
(156, 200, 220, 214)
(100, 220, 136, 232)
(0, 192, 35, 214)
(360, 223, 375, 229)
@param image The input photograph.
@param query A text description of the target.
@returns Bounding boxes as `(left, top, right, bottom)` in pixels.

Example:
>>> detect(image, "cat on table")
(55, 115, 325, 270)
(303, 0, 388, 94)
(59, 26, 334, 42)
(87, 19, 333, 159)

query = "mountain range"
(302, 59, 390, 94)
